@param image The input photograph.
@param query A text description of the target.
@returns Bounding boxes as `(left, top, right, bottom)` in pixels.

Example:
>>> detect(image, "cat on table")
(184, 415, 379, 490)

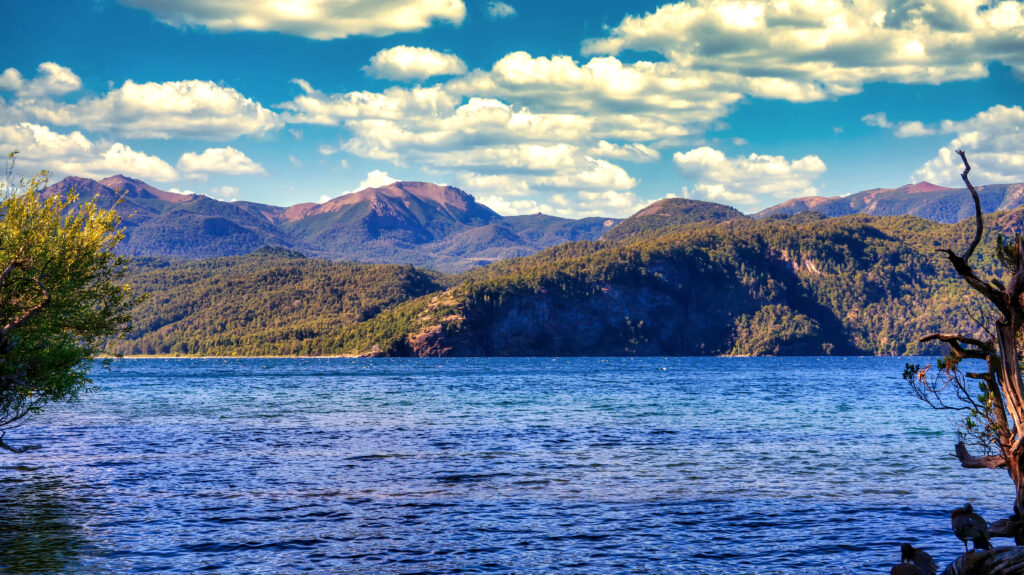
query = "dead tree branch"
(957, 149, 984, 261)
(956, 441, 1007, 468)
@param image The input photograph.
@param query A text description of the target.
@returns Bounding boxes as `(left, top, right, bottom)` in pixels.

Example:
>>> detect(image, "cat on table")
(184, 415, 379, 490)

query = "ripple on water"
(0, 356, 1012, 574)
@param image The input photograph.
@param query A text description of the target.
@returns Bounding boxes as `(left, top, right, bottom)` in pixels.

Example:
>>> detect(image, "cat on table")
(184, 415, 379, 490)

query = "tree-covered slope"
(602, 198, 744, 241)
(109, 247, 448, 356)
(324, 212, 1010, 357)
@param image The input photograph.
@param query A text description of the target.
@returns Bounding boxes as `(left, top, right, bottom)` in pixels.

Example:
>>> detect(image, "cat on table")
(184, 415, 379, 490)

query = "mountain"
(602, 198, 745, 240)
(45, 176, 614, 271)
(323, 211, 1013, 357)
(44, 175, 294, 258)
(756, 181, 1024, 222)
(105, 194, 1024, 358)
(109, 247, 448, 356)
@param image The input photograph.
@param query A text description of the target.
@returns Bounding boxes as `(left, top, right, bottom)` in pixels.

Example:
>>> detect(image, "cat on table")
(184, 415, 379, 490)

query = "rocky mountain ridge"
(46, 174, 1024, 272)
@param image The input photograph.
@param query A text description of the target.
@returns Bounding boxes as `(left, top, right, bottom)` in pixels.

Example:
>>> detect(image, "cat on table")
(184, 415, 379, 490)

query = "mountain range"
(44, 175, 615, 272)
(45, 174, 1024, 273)
(67, 172, 1024, 357)
(754, 181, 1024, 222)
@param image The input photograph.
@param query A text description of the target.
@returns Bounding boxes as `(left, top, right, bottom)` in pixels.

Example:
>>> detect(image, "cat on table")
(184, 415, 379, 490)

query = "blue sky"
(2, 0, 1023, 216)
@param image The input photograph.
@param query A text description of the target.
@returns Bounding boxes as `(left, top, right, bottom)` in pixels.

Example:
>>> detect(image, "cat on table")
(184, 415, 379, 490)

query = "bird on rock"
(952, 503, 992, 553)
(900, 543, 937, 575)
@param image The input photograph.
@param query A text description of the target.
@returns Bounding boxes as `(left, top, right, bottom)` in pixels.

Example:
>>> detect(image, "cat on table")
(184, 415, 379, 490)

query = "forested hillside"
(108, 207, 1022, 358)
(109, 247, 448, 356)
(320, 212, 1011, 357)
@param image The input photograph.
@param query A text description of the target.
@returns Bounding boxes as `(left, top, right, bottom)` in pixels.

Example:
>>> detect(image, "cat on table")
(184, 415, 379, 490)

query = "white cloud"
(894, 121, 936, 138)
(534, 156, 636, 190)
(177, 146, 266, 178)
(479, 189, 658, 218)
(357, 169, 398, 190)
(208, 185, 240, 201)
(577, 190, 652, 216)
(588, 140, 659, 162)
(476, 194, 553, 216)
(862, 112, 892, 129)
(487, 1, 515, 18)
(118, 0, 466, 40)
(583, 0, 1024, 100)
(280, 80, 458, 125)
(0, 122, 177, 181)
(914, 105, 1024, 184)
(673, 146, 826, 209)
(457, 173, 531, 197)
(863, 112, 937, 137)
(366, 46, 467, 80)
(3, 70, 281, 140)
(0, 62, 81, 98)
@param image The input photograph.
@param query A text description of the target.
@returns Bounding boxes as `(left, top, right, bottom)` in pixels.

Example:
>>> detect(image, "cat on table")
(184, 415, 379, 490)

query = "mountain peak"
(99, 174, 193, 203)
(603, 197, 744, 240)
(897, 181, 952, 194)
(313, 181, 497, 222)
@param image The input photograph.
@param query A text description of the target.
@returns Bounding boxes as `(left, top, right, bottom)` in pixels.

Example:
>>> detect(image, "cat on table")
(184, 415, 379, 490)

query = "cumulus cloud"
(366, 46, 467, 80)
(280, 80, 458, 125)
(863, 112, 938, 137)
(118, 0, 466, 40)
(487, 1, 515, 18)
(534, 156, 637, 190)
(479, 189, 657, 218)
(894, 121, 936, 138)
(450, 51, 740, 130)
(862, 112, 893, 129)
(457, 173, 531, 197)
(583, 0, 1024, 100)
(914, 105, 1024, 184)
(283, 79, 646, 205)
(0, 62, 81, 98)
(177, 146, 266, 178)
(588, 140, 659, 162)
(208, 185, 240, 200)
(673, 146, 826, 208)
(476, 194, 553, 216)
(357, 169, 398, 190)
(0, 122, 177, 181)
(2, 68, 282, 140)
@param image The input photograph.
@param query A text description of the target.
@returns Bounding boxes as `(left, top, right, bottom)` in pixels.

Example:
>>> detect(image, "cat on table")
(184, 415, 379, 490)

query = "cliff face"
(402, 253, 851, 357)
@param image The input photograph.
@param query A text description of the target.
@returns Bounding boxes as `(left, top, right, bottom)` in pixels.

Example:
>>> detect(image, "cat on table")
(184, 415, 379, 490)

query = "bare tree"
(907, 150, 1024, 542)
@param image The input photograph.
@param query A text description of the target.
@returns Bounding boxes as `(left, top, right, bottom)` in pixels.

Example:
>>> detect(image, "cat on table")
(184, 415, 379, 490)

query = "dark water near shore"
(0, 357, 1013, 574)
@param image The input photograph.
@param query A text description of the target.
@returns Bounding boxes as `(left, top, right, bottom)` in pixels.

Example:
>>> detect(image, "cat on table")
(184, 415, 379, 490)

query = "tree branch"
(955, 441, 1006, 468)
(921, 329, 991, 356)
(0, 246, 27, 286)
(1, 275, 50, 335)
(957, 149, 984, 262)
(0, 431, 39, 453)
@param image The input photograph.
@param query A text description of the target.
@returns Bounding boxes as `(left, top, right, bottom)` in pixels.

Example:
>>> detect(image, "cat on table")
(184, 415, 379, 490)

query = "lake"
(0, 357, 1013, 574)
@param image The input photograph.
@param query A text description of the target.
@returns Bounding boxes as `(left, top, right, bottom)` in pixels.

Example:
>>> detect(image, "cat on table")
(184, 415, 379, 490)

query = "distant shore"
(111, 354, 362, 359)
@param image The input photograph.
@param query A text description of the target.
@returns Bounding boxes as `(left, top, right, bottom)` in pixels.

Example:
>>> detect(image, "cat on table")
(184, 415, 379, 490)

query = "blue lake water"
(0, 357, 1014, 574)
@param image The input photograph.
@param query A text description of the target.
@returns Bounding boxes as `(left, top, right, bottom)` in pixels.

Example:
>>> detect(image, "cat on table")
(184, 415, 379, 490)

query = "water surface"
(0, 357, 1012, 573)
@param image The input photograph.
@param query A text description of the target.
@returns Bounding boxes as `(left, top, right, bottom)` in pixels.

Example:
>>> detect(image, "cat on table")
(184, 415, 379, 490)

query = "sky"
(2, 0, 1023, 217)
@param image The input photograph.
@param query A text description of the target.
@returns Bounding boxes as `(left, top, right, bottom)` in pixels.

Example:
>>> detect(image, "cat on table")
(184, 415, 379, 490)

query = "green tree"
(0, 155, 141, 452)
